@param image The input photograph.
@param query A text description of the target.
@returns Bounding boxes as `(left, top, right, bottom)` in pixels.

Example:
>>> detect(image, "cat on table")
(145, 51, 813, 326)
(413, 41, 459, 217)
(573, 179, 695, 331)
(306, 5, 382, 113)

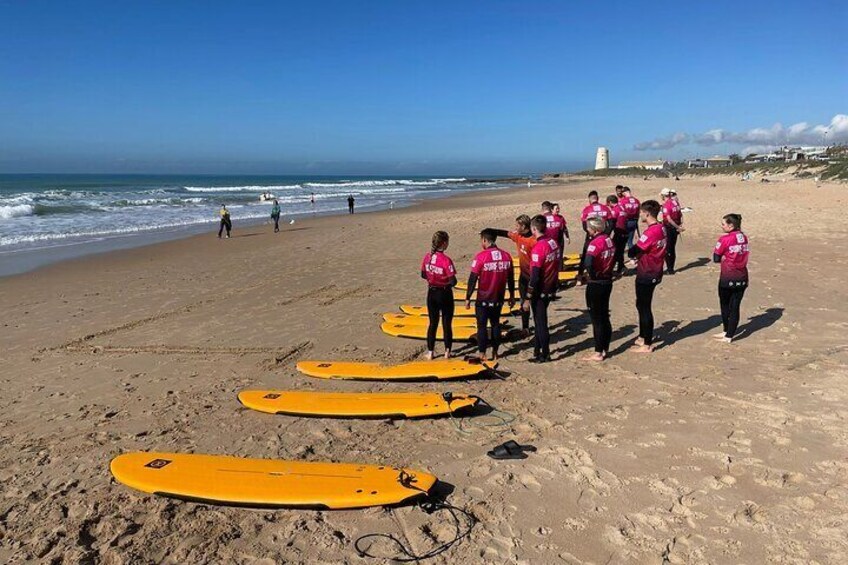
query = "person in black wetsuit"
(713, 213, 750, 343)
(217, 205, 232, 238)
(420, 231, 457, 359)
(582, 216, 616, 362)
(490, 215, 536, 337)
(347, 194, 355, 214)
(626, 200, 667, 353)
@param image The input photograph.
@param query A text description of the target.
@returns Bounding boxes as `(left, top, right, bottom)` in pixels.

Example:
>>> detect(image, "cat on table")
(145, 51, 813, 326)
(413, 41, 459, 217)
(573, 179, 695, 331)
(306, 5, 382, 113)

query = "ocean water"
(0, 174, 512, 274)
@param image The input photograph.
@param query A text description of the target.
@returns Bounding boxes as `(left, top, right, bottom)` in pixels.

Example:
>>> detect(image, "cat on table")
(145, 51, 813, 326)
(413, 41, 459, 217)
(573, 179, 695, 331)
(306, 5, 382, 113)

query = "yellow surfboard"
(110, 452, 436, 509)
(559, 270, 580, 282)
(399, 304, 517, 317)
(382, 312, 478, 327)
(381, 322, 479, 341)
(238, 390, 479, 418)
(296, 359, 496, 381)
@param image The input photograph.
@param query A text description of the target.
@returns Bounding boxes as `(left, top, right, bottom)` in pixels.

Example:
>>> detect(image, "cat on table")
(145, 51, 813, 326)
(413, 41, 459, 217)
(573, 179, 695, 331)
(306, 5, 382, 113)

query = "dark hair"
(541, 201, 553, 211)
(431, 231, 449, 252)
(552, 202, 560, 209)
(723, 213, 742, 230)
(480, 228, 497, 244)
(515, 214, 531, 230)
(588, 190, 598, 198)
(606, 195, 618, 205)
(640, 200, 661, 218)
(615, 184, 624, 190)
(531, 214, 548, 234)
(621, 186, 632, 194)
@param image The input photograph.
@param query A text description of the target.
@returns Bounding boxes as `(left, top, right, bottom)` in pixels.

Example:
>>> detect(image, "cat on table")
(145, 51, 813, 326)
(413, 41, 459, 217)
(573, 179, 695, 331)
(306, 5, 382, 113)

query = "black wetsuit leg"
(518, 274, 531, 330)
(225, 219, 232, 237)
(577, 233, 591, 277)
(426, 287, 451, 351)
(587, 283, 613, 353)
(612, 229, 627, 273)
(635, 282, 657, 345)
(665, 226, 679, 273)
(475, 304, 489, 353)
(719, 285, 746, 339)
(273, 215, 280, 232)
(218, 220, 225, 237)
(531, 296, 551, 358)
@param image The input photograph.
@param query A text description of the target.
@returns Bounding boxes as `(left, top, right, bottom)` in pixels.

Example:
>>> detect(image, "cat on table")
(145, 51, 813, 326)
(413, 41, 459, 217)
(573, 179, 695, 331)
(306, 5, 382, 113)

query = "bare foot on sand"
(425, 350, 434, 360)
(630, 344, 654, 354)
(713, 332, 728, 340)
(582, 352, 605, 362)
(634, 337, 645, 347)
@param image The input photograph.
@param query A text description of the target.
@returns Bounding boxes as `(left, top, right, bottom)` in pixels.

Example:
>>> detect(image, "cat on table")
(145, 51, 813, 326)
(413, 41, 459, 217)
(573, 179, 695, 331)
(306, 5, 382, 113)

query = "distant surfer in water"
(420, 231, 457, 360)
(270, 199, 281, 233)
(525, 215, 560, 363)
(348, 194, 355, 214)
(491, 214, 536, 336)
(465, 229, 515, 362)
(217, 205, 232, 239)
(581, 216, 616, 362)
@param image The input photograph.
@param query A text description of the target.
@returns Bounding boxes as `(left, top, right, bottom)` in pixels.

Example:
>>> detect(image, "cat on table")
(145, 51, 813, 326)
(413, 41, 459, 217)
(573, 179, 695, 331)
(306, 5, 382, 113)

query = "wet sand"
(1, 173, 847, 563)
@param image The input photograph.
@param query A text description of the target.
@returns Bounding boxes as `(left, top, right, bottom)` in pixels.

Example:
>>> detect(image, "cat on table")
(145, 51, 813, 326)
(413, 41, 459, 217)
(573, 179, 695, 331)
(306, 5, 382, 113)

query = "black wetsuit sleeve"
(490, 228, 510, 238)
(563, 225, 570, 239)
(450, 275, 458, 287)
(581, 221, 588, 233)
(585, 254, 596, 279)
(713, 253, 722, 264)
(528, 266, 541, 297)
(507, 265, 515, 300)
(606, 219, 615, 234)
(420, 269, 427, 280)
(465, 273, 477, 301)
(628, 245, 643, 260)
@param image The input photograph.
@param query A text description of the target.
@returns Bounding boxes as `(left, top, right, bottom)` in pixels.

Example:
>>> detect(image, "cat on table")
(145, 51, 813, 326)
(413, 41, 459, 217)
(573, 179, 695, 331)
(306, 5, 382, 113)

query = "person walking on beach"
(491, 215, 536, 336)
(217, 205, 232, 239)
(660, 188, 684, 274)
(465, 229, 515, 362)
(582, 216, 616, 362)
(619, 187, 641, 249)
(525, 215, 560, 363)
(577, 191, 612, 279)
(270, 199, 281, 233)
(347, 194, 355, 214)
(626, 200, 667, 353)
(713, 213, 749, 343)
(421, 231, 457, 360)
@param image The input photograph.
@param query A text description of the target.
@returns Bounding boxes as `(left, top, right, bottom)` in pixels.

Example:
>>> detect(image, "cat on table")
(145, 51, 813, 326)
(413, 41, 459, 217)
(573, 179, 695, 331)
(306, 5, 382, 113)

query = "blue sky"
(1, 0, 845, 174)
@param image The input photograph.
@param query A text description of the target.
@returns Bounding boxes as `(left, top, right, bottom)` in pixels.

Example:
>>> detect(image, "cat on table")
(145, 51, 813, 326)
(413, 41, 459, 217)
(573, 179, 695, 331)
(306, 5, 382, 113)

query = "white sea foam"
(0, 204, 35, 219)
(183, 184, 302, 193)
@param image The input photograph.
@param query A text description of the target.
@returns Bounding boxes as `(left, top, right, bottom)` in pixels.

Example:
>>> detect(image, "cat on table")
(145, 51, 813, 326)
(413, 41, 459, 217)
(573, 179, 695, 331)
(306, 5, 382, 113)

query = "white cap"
(660, 188, 675, 196)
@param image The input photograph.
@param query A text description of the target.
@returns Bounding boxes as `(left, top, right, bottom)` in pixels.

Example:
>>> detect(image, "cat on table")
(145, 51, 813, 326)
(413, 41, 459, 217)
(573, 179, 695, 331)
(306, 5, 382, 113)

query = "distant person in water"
(218, 205, 232, 239)
(348, 194, 355, 214)
(270, 199, 281, 233)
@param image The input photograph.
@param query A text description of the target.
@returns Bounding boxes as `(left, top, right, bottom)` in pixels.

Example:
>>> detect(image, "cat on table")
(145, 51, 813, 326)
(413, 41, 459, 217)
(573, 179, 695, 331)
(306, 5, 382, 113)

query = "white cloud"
(634, 114, 848, 151)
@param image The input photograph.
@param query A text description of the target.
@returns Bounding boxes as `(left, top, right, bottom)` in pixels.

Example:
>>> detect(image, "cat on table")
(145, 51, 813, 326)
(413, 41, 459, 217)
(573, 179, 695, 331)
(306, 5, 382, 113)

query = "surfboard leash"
(444, 394, 516, 435)
(353, 497, 477, 562)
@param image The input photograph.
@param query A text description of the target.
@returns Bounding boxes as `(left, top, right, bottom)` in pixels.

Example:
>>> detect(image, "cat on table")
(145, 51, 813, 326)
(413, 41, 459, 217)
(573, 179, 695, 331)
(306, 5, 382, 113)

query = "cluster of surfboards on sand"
(109, 253, 580, 511)
(379, 253, 581, 341)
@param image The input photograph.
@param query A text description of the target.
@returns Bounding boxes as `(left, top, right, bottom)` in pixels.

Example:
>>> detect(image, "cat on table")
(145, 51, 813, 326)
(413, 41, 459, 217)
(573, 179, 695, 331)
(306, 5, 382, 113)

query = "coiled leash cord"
(354, 497, 477, 562)
(445, 393, 516, 435)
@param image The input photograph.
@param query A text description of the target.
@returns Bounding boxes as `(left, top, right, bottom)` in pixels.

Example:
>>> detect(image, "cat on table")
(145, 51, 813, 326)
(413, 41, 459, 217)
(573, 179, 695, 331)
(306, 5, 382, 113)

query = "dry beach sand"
(1, 173, 847, 563)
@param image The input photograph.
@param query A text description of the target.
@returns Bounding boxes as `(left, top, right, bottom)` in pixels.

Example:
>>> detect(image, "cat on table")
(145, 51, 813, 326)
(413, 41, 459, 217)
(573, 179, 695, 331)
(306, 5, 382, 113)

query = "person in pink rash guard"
(420, 230, 457, 359)
(713, 213, 750, 343)
(464, 229, 515, 361)
(626, 200, 667, 353)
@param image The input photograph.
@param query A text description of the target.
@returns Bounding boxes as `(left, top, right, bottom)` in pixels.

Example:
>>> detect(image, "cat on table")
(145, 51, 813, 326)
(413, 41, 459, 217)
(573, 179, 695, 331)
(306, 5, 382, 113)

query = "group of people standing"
(420, 185, 750, 363)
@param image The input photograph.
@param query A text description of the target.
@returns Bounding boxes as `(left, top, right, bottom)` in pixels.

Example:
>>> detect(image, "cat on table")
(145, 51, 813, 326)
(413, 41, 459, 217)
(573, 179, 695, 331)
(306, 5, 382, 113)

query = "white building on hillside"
(617, 160, 669, 170)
